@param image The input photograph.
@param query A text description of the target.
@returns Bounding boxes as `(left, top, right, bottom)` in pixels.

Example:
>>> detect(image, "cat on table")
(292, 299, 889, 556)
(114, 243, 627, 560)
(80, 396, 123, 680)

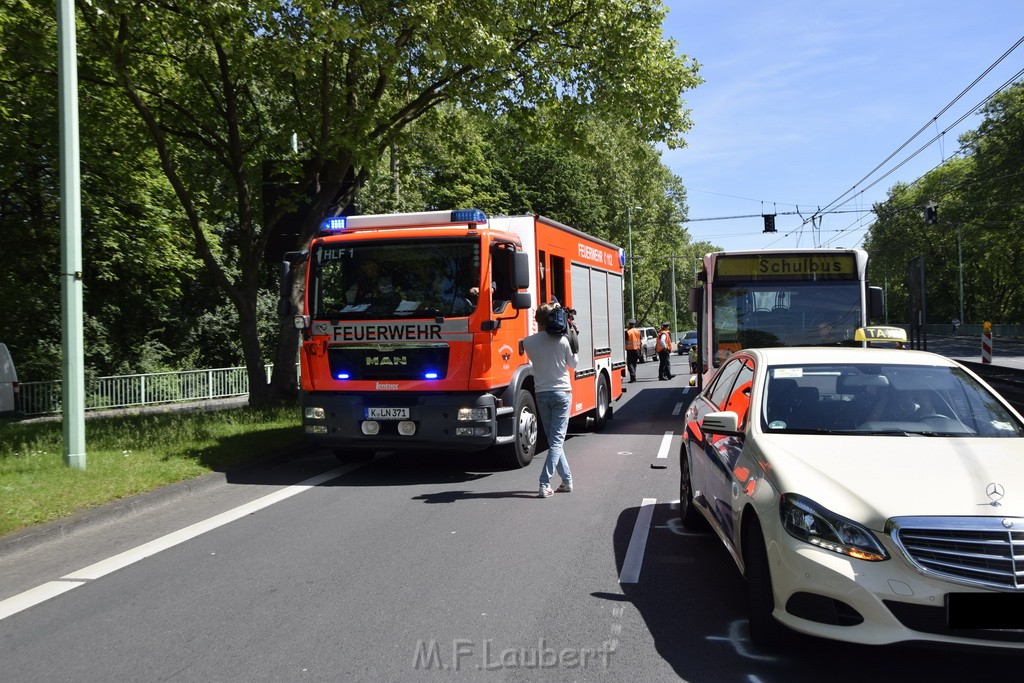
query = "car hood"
(756, 434, 1024, 529)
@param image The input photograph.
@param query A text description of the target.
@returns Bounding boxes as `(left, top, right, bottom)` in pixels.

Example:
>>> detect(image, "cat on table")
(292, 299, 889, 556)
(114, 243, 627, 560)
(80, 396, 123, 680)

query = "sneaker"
(539, 484, 553, 498)
(556, 482, 573, 493)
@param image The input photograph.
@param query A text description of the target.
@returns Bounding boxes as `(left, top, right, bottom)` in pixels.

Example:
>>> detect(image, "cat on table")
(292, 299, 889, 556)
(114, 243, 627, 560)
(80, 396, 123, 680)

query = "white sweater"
(521, 332, 579, 392)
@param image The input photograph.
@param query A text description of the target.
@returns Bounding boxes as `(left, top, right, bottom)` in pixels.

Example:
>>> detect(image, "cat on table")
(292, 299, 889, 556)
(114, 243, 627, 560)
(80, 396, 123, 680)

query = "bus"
(689, 249, 883, 389)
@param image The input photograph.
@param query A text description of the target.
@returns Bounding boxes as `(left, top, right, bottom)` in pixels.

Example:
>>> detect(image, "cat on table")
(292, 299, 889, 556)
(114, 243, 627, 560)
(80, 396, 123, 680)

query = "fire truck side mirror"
(512, 292, 532, 310)
(278, 261, 293, 298)
(513, 251, 530, 289)
(278, 261, 294, 317)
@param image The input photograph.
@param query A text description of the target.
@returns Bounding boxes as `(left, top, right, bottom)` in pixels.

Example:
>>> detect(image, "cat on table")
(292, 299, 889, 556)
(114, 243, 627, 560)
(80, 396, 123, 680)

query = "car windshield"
(310, 239, 481, 320)
(760, 363, 1024, 437)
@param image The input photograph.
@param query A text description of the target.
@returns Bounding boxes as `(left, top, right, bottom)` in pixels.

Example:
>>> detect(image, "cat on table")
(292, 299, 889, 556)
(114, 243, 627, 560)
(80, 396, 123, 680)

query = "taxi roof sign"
(854, 326, 908, 344)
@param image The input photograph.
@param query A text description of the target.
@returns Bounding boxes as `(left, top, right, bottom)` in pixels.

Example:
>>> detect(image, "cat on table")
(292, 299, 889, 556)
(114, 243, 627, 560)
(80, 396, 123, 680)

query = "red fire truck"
(281, 209, 626, 467)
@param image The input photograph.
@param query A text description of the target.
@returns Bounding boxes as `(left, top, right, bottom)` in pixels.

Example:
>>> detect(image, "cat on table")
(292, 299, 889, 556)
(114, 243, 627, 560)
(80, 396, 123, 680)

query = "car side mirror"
(702, 411, 741, 435)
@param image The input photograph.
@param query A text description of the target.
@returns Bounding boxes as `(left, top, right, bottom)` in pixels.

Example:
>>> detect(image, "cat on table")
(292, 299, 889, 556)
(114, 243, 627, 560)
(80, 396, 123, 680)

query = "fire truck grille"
(327, 344, 450, 381)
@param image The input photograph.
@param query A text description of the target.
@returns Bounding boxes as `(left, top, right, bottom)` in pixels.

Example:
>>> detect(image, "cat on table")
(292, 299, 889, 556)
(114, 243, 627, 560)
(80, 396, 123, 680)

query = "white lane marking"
(672, 402, 683, 416)
(0, 466, 348, 621)
(656, 431, 673, 459)
(0, 581, 85, 620)
(619, 498, 657, 584)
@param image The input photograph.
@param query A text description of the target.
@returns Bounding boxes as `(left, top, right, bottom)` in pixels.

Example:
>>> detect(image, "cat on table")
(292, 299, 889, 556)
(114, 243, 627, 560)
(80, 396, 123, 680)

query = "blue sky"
(660, 1, 1024, 251)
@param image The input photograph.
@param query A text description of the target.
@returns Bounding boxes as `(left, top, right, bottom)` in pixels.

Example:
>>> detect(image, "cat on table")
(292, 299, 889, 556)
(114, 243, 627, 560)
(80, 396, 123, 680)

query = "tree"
(866, 81, 1024, 326)
(0, 0, 200, 380)
(77, 0, 701, 405)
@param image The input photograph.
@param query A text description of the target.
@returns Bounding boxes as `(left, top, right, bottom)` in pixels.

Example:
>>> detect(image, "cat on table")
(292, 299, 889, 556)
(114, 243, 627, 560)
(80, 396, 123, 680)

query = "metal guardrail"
(18, 365, 278, 416)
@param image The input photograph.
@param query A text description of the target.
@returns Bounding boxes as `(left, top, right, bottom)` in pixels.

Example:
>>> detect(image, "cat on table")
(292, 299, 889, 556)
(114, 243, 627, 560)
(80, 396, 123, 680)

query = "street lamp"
(627, 206, 641, 321)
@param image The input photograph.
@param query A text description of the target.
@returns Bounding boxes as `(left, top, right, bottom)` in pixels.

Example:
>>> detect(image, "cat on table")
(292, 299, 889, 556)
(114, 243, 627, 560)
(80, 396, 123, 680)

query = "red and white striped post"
(982, 321, 993, 364)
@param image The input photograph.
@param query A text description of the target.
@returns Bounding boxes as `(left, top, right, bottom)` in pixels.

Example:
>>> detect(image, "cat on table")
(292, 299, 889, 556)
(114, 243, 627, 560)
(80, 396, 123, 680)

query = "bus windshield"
(712, 280, 864, 363)
(310, 239, 481, 320)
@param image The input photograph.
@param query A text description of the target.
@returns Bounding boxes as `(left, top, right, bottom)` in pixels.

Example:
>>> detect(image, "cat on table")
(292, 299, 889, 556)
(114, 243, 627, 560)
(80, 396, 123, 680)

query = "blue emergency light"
(619, 248, 626, 267)
(451, 209, 487, 224)
(319, 216, 347, 235)
(424, 372, 439, 380)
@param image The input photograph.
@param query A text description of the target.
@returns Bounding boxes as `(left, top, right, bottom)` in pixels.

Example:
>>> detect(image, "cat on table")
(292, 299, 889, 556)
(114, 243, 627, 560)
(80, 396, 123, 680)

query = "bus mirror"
(689, 286, 703, 313)
(512, 292, 532, 310)
(513, 251, 531, 289)
(868, 286, 884, 321)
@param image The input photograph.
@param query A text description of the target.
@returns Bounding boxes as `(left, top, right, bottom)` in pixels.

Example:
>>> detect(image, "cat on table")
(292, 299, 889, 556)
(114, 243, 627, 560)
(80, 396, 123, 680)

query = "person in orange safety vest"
(656, 322, 675, 381)
(624, 320, 641, 383)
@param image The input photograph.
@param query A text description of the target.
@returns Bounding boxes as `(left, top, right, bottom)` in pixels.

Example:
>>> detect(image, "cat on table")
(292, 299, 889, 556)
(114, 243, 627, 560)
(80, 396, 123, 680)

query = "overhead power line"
(811, 34, 1024, 223)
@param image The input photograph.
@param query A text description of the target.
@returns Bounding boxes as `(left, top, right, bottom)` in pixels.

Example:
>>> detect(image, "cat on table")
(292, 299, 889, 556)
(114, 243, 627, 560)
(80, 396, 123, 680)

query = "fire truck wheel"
(502, 389, 538, 468)
(333, 448, 375, 464)
(593, 374, 611, 431)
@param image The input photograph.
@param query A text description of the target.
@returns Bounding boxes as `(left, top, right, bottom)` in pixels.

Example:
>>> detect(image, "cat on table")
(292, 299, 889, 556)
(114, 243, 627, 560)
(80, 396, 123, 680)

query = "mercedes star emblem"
(986, 482, 1006, 504)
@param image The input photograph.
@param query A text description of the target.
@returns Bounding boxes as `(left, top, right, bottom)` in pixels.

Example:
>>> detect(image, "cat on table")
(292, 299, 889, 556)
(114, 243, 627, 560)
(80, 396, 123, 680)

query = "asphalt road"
(3, 351, 1024, 681)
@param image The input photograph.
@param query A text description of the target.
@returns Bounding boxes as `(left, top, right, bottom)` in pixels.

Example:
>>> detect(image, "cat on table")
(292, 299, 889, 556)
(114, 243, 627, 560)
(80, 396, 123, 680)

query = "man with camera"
(521, 302, 579, 498)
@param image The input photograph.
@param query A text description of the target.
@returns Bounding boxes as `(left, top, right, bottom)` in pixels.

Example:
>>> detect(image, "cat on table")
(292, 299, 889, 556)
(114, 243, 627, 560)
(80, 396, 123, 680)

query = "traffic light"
(924, 205, 938, 225)
(763, 214, 776, 233)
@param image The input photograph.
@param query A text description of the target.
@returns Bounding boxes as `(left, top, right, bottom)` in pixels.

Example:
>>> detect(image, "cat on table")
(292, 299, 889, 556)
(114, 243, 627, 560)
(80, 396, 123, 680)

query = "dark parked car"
(676, 330, 698, 356)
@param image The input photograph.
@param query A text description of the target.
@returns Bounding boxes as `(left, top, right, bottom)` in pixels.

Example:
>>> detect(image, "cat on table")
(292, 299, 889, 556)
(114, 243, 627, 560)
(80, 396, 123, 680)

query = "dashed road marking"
(656, 432, 673, 459)
(619, 498, 657, 584)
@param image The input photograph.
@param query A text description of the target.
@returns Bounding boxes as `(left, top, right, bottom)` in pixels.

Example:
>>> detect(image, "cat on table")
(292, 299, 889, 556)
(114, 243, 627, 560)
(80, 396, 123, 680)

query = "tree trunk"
(268, 267, 304, 403)
(237, 297, 269, 407)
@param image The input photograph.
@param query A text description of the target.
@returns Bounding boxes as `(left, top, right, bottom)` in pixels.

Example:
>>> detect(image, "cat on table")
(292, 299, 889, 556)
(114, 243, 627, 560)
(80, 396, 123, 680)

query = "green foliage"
(3, 0, 702, 388)
(866, 81, 1024, 325)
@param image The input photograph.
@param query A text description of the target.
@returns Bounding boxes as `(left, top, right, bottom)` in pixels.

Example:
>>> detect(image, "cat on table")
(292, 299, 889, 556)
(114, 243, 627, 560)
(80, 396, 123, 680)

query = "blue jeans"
(536, 391, 572, 487)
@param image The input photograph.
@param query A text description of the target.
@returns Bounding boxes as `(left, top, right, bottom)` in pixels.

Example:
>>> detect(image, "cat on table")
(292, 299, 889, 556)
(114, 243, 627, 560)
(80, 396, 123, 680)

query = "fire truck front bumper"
(301, 391, 500, 452)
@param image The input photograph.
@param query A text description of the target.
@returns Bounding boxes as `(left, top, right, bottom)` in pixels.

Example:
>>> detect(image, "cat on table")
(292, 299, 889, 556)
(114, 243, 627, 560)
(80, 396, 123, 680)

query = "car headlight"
(779, 494, 888, 561)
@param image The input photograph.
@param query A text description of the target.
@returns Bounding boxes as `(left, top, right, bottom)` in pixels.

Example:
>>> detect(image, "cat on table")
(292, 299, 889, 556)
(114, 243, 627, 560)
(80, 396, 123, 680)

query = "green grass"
(0, 406, 303, 539)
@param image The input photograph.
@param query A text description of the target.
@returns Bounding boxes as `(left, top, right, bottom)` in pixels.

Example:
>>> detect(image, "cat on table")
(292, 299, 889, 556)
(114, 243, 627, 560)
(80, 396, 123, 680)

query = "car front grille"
(888, 517, 1024, 590)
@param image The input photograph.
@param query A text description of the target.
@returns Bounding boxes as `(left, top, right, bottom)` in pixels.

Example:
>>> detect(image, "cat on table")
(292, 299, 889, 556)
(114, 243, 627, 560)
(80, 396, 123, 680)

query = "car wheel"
(334, 448, 375, 464)
(678, 445, 706, 529)
(743, 516, 789, 648)
(499, 389, 538, 468)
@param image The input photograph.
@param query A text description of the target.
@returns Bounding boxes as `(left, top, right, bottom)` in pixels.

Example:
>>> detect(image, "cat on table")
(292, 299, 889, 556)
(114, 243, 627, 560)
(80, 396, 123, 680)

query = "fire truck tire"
(501, 389, 538, 468)
(593, 374, 611, 431)
(333, 448, 375, 464)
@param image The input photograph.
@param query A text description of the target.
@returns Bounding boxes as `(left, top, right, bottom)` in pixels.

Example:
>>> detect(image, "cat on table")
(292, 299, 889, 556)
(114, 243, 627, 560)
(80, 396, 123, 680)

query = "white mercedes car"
(680, 334, 1024, 650)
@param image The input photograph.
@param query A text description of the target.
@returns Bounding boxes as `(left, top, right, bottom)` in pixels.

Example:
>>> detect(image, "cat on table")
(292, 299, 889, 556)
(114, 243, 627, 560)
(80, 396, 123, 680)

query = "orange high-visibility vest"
(625, 328, 641, 351)
(656, 330, 671, 352)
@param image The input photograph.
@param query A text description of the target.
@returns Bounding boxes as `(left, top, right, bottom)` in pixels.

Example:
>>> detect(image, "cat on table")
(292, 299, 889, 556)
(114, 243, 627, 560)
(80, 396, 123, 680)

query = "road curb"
(0, 442, 311, 560)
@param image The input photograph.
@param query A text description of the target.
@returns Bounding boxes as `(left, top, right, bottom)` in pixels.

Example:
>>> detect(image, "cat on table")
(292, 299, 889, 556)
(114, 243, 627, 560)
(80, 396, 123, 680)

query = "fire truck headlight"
(397, 421, 416, 436)
(304, 406, 326, 420)
(458, 407, 490, 421)
(361, 421, 380, 435)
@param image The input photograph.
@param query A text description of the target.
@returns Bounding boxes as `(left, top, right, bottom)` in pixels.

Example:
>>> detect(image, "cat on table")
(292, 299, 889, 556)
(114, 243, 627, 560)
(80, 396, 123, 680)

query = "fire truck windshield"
(310, 239, 481, 320)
